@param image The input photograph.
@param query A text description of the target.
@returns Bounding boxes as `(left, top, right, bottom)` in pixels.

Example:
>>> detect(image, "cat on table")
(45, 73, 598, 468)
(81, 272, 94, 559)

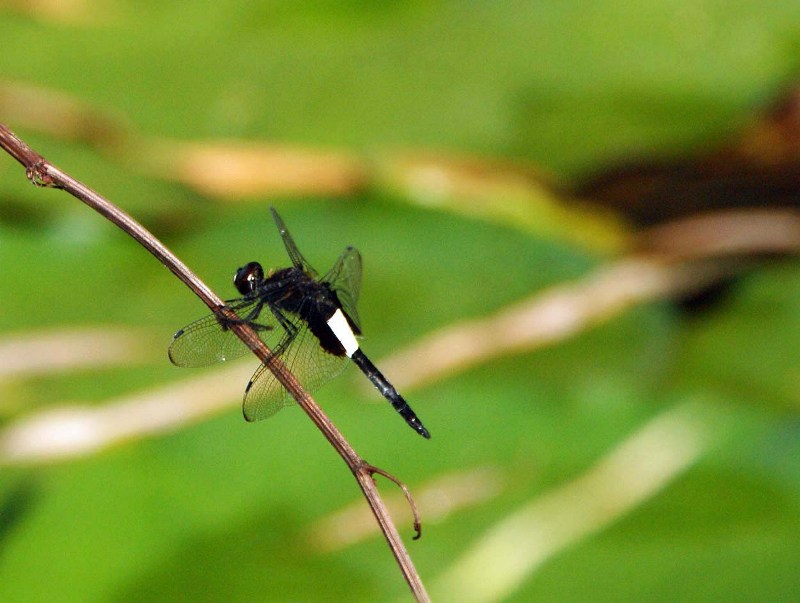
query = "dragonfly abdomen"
(349, 349, 431, 439)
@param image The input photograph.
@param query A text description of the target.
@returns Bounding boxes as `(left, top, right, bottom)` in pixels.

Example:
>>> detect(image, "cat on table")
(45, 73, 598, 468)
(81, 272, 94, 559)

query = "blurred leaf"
(1, 2, 800, 602)
(576, 84, 800, 226)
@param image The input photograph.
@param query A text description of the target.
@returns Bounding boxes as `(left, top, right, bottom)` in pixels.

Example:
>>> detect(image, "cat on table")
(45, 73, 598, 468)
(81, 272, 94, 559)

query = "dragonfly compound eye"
(234, 262, 264, 295)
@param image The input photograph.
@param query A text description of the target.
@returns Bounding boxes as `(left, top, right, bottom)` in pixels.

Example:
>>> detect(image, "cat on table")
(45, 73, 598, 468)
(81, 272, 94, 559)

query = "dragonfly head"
(234, 262, 265, 295)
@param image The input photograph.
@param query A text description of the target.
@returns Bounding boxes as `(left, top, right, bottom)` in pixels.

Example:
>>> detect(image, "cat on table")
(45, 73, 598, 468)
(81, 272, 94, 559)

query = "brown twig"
(378, 256, 736, 393)
(0, 123, 430, 602)
(431, 402, 712, 601)
(309, 465, 503, 553)
(364, 462, 424, 540)
(636, 208, 800, 260)
(0, 363, 253, 465)
(0, 327, 147, 379)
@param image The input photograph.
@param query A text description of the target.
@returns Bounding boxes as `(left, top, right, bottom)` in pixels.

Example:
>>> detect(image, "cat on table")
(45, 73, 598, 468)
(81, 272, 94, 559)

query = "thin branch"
(0, 327, 147, 379)
(309, 466, 503, 553)
(377, 207, 800, 393)
(431, 401, 714, 603)
(636, 208, 800, 260)
(364, 463, 423, 540)
(378, 256, 737, 392)
(0, 363, 252, 465)
(0, 123, 430, 602)
(0, 81, 367, 199)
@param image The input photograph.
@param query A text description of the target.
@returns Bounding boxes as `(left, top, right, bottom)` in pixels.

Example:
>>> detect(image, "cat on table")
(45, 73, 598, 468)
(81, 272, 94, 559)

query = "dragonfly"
(168, 207, 431, 439)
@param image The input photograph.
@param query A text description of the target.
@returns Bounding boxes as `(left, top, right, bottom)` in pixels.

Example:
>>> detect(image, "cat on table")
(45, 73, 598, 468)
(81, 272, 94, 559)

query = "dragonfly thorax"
(269, 268, 339, 320)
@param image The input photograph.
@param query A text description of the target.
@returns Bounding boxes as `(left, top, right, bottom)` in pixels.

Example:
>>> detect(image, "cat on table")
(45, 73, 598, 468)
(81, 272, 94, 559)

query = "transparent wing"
(270, 207, 361, 329)
(242, 311, 350, 421)
(270, 207, 318, 277)
(168, 299, 279, 367)
(323, 246, 363, 333)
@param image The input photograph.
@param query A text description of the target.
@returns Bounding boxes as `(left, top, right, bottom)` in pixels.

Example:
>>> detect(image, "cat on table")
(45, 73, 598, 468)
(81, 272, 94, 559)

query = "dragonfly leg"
(218, 302, 273, 333)
(268, 307, 298, 356)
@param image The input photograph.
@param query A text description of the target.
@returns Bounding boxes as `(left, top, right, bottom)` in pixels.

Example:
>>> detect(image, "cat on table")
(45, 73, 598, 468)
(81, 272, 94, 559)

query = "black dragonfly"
(168, 208, 431, 439)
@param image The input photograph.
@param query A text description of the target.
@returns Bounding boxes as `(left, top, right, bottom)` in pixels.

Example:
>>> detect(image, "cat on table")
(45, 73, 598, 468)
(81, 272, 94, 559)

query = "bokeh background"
(2, 2, 800, 601)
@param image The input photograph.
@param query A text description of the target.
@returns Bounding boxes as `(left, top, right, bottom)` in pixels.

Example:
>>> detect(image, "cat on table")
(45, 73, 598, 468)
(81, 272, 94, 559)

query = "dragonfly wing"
(168, 300, 278, 367)
(241, 361, 292, 421)
(270, 207, 318, 278)
(323, 246, 362, 333)
(242, 312, 350, 421)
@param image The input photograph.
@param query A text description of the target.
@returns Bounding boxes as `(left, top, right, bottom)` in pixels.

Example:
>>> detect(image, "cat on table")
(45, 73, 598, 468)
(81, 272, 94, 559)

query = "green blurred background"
(1, 2, 800, 601)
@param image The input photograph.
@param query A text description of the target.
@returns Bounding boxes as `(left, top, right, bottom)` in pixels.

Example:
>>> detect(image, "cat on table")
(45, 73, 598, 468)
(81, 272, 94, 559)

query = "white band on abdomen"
(327, 308, 360, 358)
